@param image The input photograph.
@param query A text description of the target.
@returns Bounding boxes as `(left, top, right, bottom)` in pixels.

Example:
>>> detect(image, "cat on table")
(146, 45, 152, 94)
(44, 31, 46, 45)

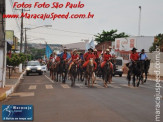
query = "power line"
(23, 23, 94, 36)
(27, 31, 91, 38)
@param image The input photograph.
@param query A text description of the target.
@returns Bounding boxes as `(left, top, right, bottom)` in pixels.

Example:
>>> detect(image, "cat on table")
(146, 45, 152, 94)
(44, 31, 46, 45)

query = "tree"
(149, 33, 163, 52)
(7, 53, 27, 68)
(29, 47, 45, 60)
(94, 29, 129, 44)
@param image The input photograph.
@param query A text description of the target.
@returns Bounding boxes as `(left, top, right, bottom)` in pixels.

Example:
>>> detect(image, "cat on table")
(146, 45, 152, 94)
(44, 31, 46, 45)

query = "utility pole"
(0, 0, 6, 88)
(15, 9, 30, 53)
(138, 6, 142, 36)
(24, 28, 27, 54)
(20, 9, 23, 53)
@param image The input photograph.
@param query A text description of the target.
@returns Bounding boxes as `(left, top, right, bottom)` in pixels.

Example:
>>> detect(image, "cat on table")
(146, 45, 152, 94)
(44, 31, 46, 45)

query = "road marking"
(140, 85, 154, 89)
(28, 85, 36, 90)
(120, 84, 133, 88)
(75, 83, 88, 88)
(10, 92, 34, 97)
(45, 75, 54, 83)
(93, 84, 104, 88)
(45, 85, 53, 89)
(109, 84, 121, 88)
(61, 84, 70, 88)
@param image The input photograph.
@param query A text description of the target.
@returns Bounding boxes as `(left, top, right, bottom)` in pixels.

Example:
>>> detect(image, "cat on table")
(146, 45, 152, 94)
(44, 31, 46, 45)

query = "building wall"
(95, 41, 111, 51)
(0, 0, 6, 88)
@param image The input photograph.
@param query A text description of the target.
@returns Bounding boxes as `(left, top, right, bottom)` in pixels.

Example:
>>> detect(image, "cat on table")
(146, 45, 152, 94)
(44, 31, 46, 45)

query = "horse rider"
(59, 48, 71, 61)
(51, 51, 57, 62)
(128, 47, 139, 67)
(79, 52, 84, 61)
(99, 51, 104, 63)
(83, 48, 97, 70)
(139, 49, 148, 61)
(68, 49, 79, 71)
(101, 49, 113, 71)
(94, 49, 99, 60)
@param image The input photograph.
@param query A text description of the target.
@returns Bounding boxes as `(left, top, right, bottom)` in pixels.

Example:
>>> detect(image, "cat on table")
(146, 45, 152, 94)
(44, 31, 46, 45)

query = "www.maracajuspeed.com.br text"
(3, 12, 94, 20)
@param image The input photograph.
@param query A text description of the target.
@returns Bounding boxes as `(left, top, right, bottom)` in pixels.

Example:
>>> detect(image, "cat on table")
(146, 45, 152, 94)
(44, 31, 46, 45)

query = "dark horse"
(78, 60, 85, 82)
(69, 63, 78, 87)
(60, 59, 69, 83)
(127, 61, 143, 87)
(95, 58, 102, 77)
(102, 60, 113, 87)
(143, 59, 151, 83)
(137, 59, 151, 86)
(56, 59, 68, 83)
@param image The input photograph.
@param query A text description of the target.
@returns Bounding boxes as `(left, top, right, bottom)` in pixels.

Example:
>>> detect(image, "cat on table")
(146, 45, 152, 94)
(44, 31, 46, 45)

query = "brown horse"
(102, 60, 113, 87)
(85, 59, 95, 87)
(69, 63, 78, 87)
(51, 62, 57, 81)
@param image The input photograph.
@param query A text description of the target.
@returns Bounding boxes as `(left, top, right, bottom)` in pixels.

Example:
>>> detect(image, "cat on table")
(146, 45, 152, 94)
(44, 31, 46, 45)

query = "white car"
(41, 64, 47, 72)
(26, 61, 43, 76)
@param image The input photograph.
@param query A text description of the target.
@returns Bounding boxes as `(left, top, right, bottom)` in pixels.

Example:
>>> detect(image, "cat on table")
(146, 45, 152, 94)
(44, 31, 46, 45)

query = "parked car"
(26, 61, 43, 76)
(113, 57, 123, 77)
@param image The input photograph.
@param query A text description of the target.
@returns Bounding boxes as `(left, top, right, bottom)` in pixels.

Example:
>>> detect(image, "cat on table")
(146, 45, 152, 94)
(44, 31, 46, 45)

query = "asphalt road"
(0, 71, 163, 122)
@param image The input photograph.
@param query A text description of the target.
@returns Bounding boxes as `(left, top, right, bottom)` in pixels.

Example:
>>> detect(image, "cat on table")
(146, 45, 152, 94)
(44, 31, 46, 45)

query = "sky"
(6, 0, 163, 44)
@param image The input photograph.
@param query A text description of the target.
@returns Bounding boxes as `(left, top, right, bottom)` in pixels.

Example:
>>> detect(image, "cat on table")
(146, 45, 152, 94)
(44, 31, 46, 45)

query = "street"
(0, 71, 162, 122)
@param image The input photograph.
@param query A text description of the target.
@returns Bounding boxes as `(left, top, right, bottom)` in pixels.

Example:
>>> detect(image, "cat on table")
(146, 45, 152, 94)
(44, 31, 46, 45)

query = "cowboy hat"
(73, 49, 77, 52)
(108, 46, 112, 49)
(88, 48, 93, 51)
(106, 49, 110, 52)
(141, 49, 145, 52)
(63, 47, 68, 50)
(131, 47, 137, 51)
(94, 49, 97, 52)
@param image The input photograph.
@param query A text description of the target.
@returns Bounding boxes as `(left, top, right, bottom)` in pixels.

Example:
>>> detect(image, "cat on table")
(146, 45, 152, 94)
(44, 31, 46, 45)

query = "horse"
(84, 59, 95, 87)
(127, 61, 142, 87)
(60, 59, 69, 83)
(95, 58, 101, 77)
(50, 62, 57, 80)
(102, 60, 113, 87)
(69, 63, 78, 87)
(56, 61, 62, 82)
(78, 60, 85, 82)
(143, 59, 151, 83)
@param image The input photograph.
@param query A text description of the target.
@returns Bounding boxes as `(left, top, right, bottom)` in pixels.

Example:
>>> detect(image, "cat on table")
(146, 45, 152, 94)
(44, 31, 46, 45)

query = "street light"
(138, 6, 142, 36)
(24, 25, 52, 54)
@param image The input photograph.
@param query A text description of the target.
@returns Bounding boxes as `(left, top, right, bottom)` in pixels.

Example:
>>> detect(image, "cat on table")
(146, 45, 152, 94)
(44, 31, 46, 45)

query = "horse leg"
(127, 71, 131, 86)
(137, 75, 141, 87)
(133, 75, 136, 87)
(51, 71, 54, 80)
(144, 72, 147, 83)
(56, 72, 58, 82)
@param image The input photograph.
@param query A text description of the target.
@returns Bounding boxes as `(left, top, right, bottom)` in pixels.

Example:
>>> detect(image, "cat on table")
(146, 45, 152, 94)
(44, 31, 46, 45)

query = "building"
(95, 41, 112, 51)
(115, 36, 154, 60)
(0, 0, 6, 88)
(63, 41, 88, 53)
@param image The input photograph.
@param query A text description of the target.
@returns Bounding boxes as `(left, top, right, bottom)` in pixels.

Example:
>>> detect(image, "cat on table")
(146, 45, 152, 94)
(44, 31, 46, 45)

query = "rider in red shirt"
(68, 49, 79, 71)
(94, 49, 99, 59)
(101, 49, 113, 70)
(130, 48, 139, 61)
(83, 48, 97, 70)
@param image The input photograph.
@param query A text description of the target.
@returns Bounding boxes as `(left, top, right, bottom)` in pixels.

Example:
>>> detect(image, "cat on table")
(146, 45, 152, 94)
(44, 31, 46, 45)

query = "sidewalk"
(0, 71, 25, 101)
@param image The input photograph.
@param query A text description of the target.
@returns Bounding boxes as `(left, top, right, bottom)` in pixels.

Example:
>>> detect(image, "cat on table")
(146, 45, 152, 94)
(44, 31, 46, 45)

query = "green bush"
(7, 53, 27, 67)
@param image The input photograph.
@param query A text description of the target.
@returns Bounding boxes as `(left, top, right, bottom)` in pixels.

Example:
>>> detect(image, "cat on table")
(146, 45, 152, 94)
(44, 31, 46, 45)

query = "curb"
(0, 71, 26, 101)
